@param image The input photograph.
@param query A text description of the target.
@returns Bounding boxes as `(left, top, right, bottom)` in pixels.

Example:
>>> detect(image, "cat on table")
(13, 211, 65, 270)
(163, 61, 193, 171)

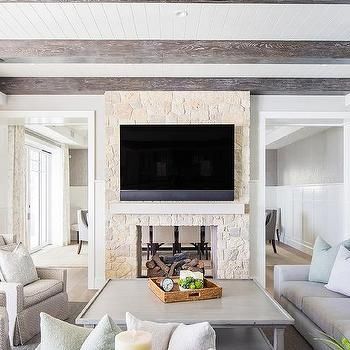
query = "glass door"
(26, 145, 51, 252)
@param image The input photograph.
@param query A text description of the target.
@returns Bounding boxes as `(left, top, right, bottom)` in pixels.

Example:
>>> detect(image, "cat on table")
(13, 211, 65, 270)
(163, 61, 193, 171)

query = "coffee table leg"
(273, 328, 285, 350)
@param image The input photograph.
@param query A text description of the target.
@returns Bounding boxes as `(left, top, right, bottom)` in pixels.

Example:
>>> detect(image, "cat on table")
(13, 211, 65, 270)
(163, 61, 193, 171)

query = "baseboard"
(282, 236, 313, 255)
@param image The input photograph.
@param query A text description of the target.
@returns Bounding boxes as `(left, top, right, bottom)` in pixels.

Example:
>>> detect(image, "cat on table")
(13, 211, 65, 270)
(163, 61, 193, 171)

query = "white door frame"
(0, 110, 96, 288)
(255, 109, 350, 287)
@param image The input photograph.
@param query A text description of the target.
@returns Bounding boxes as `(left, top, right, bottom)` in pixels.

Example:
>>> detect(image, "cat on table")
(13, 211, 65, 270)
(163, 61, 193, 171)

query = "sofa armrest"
(36, 268, 67, 292)
(274, 265, 310, 300)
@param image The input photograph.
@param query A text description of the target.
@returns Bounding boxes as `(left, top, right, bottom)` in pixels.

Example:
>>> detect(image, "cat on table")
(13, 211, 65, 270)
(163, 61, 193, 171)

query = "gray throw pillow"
(0, 242, 38, 285)
(309, 236, 350, 283)
(40, 313, 121, 350)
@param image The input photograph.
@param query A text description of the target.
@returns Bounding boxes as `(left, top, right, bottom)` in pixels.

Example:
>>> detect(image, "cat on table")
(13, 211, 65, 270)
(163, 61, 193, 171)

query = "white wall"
(277, 127, 344, 185)
(70, 186, 88, 240)
(266, 183, 345, 254)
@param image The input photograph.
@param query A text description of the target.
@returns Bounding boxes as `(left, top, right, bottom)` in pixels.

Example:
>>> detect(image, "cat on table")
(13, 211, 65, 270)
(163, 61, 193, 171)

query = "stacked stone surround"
(105, 91, 250, 279)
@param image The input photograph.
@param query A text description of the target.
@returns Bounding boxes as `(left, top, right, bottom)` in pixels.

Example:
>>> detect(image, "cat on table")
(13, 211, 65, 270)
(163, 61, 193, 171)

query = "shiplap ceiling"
(0, 3, 350, 40)
(2, 63, 350, 78)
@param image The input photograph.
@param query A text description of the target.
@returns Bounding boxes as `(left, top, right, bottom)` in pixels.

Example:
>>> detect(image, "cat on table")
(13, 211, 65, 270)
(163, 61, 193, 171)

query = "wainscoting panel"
(266, 183, 344, 254)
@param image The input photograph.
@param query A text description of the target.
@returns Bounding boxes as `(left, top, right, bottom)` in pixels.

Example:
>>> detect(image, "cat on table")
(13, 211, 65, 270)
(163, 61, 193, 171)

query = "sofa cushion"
(23, 279, 64, 308)
(281, 281, 345, 310)
(333, 320, 350, 341)
(303, 298, 350, 338)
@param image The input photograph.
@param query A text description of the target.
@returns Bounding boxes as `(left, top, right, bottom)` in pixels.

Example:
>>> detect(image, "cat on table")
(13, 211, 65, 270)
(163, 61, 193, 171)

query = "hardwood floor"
(266, 242, 312, 294)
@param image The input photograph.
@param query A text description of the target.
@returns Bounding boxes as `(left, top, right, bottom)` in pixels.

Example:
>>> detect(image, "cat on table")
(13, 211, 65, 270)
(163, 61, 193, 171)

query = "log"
(152, 254, 170, 274)
(145, 260, 156, 269)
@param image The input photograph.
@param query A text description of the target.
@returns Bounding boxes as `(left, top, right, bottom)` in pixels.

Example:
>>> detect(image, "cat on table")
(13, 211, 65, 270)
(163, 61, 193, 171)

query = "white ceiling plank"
(89, 4, 114, 39)
(2, 4, 36, 39)
(145, 3, 161, 39)
(16, 4, 55, 39)
(173, 4, 188, 39)
(0, 4, 29, 38)
(44, 3, 78, 39)
(206, 5, 231, 40)
(75, 4, 102, 39)
(59, 4, 90, 39)
(117, 4, 137, 39)
(131, 4, 150, 39)
(33, 4, 65, 39)
(159, 4, 175, 39)
(183, 4, 202, 40)
(196, 4, 216, 40)
(101, 4, 123, 39)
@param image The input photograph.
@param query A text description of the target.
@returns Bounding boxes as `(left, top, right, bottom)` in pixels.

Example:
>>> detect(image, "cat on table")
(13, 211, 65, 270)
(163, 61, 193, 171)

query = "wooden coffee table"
(76, 279, 294, 350)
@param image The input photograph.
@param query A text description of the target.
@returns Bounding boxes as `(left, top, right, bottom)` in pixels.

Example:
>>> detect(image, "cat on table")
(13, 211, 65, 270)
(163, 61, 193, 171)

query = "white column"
(0, 92, 7, 106)
(0, 126, 8, 234)
(344, 124, 350, 239)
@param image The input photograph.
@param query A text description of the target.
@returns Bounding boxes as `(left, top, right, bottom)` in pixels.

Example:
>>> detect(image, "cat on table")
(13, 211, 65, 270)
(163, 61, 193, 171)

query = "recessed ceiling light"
(175, 10, 188, 18)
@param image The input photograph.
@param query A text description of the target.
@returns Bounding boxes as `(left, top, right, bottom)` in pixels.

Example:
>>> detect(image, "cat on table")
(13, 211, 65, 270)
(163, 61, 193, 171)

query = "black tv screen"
(120, 125, 234, 201)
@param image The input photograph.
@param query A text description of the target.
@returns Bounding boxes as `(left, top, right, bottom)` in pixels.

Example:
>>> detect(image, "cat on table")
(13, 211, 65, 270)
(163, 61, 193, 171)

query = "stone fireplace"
(105, 91, 250, 279)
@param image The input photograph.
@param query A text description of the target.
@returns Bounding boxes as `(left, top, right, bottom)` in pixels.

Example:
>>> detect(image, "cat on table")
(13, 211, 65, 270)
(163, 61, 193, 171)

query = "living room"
(0, 2, 350, 350)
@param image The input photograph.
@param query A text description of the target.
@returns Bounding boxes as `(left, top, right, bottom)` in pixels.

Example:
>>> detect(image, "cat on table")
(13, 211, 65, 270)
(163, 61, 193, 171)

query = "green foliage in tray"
(179, 276, 204, 290)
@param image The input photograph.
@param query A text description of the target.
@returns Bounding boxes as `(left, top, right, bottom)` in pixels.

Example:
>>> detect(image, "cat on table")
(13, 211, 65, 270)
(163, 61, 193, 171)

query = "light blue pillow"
(309, 237, 350, 283)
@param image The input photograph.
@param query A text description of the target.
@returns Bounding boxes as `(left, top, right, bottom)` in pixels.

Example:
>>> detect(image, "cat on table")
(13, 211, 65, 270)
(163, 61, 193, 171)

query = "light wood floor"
(266, 242, 312, 294)
(66, 268, 97, 302)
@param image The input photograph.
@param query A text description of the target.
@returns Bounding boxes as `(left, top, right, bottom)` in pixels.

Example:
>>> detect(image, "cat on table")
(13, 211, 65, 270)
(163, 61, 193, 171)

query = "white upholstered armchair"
(0, 267, 69, 346)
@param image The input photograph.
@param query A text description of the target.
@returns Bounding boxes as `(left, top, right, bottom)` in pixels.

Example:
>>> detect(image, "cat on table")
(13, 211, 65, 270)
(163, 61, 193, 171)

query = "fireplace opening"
(137, 226, 214, 278)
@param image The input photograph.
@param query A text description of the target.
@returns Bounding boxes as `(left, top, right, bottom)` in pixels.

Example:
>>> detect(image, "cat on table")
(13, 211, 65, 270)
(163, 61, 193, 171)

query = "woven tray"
(148, 277, 222, 303)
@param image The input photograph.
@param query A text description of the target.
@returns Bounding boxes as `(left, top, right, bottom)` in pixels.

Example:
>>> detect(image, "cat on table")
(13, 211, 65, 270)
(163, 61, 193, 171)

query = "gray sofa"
(274, 265, 350, 349)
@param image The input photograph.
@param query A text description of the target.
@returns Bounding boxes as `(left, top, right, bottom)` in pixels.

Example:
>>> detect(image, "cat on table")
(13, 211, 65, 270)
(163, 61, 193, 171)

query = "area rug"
(13, 302, 86, 350)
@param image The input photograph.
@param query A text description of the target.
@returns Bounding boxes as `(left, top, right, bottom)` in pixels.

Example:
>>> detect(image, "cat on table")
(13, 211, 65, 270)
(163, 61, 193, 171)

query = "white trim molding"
(0, 92, 7, 106)
(346, 93, 350, 107)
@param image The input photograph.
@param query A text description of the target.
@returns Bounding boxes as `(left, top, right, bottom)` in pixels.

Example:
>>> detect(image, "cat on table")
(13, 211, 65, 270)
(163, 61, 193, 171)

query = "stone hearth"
(105, 91, 250, 279)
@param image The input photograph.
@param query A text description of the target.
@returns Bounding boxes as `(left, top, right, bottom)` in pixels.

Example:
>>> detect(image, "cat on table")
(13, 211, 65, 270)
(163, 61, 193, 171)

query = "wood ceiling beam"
(0, 1, 349, 3)
(0, 77, 349, 95)
(1, 40, 350, 64)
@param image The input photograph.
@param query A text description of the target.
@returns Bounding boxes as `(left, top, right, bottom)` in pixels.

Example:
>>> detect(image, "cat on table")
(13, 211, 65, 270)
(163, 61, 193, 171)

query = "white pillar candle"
(115, 330, 152, 350)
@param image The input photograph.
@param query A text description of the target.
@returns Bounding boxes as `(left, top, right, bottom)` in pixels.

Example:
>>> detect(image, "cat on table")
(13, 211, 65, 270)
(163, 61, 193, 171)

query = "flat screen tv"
(120, 125, 234, 201)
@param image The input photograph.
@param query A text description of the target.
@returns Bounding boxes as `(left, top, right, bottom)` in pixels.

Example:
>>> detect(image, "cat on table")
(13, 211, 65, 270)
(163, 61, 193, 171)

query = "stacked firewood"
(146, 253, 205, 278)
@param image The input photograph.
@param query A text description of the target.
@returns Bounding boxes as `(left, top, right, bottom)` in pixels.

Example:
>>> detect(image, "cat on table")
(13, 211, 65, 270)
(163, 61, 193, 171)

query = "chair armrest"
(0, 282, 24, 346)
(36, 268, 67, 292)
(0, 292, 6, 308)
(274, 265, 310, 300)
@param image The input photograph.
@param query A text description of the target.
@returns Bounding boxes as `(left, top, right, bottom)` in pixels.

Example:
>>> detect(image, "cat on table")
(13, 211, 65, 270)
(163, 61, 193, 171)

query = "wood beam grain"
(0, 77, 349, 95)
(1, 40, 350, 64)
(0, 1, 349, 3)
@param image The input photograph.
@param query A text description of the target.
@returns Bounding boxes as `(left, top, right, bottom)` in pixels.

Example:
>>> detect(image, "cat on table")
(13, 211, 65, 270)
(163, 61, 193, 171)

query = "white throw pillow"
(0, 242, 38, 285)
(40, 313, 121, 350)
(168, 322, 216, 350)
(81, 314, 121, 350)
(126, 312, 179, 350)
(326, 245, 350, 296)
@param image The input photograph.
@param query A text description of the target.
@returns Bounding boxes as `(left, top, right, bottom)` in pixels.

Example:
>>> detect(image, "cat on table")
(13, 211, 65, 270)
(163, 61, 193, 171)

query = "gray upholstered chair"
(0, 267, 69, 346)
(0, 292, 10, 350)
(77, 209, 88, 254)
(266, 209, 278, 254)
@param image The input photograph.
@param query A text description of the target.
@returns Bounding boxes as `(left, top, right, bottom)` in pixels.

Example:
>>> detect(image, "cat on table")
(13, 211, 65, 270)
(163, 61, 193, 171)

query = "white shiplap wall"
(0, 3, 350, 40)
(266, 183, 345, 254)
